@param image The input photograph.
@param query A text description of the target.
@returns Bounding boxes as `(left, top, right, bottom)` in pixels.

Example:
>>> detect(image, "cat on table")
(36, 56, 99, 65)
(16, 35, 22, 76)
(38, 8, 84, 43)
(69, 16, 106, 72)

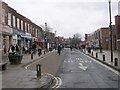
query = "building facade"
(115, 15, 120, 50)
(85, 27, 117, 50)
(1, 1, 46, 56)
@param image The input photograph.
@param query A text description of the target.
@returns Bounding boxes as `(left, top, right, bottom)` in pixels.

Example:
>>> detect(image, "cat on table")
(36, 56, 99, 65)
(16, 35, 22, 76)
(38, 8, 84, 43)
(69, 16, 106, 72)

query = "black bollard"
(103, 55, 105, 61)
(114, 58, 118, 66)
(31, 53, 33, 60)
(36, 64, 41, 78)
(44, 50, 45, 54)
(96, 53, 98, 58)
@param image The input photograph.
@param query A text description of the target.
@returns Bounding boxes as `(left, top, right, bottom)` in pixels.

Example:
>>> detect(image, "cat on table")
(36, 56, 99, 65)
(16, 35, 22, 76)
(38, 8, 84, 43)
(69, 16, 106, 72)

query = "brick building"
(1, 1, 45, 56)
(115, 15, 120, 50)
(85, 26, 117, 50)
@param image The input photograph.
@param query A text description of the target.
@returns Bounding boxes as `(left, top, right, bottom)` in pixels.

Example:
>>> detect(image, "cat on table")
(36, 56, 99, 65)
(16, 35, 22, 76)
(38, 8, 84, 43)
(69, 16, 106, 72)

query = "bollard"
(31, 53, 33, 60)
(92, 52, 93, 56)
(114, 58, 118, 66)
(96, 53, 98, 58)
(103, 55, 105, 61)
(36, 64, 41, 78)
(44, 50, 45, 54)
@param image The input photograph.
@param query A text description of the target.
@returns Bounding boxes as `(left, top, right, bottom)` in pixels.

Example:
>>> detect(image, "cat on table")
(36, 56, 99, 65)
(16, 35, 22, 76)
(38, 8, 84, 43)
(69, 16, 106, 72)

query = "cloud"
(2, 0, 119, 38)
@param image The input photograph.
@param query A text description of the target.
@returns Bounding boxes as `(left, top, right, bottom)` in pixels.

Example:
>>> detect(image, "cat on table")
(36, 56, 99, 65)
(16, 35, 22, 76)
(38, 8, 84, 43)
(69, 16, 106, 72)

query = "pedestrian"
(8, 45, 14, 54)
(32, 42, 37, 54)
(57, 44, 61, 55)
(38, 45, 42, 56)
(70, 45, 73, 51)
(15, 44, 19, 53)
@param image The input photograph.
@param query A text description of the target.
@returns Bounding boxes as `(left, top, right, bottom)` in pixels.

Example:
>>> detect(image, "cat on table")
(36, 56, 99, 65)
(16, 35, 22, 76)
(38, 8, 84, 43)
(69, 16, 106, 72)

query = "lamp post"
(44, 22, 47, 50)
(108, 0, 113, 62)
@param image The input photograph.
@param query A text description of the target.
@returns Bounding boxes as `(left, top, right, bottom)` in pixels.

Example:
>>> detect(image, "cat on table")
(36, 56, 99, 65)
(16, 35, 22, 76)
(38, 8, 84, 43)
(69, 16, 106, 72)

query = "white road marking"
(80, 52, 119, 75)
(78, 63, 88, 71)
(56, 77, 62, 88)
(79, 61, 84, 63)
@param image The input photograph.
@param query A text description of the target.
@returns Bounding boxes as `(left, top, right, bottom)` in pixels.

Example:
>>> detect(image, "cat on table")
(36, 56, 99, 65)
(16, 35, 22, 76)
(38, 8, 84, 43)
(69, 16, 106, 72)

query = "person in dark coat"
(15, 44, 19, 52)
(8, 45, 14, 53)
(32, 43, 37, 54)
(57, 44, 61, 55)
(11, 45, 15, 52)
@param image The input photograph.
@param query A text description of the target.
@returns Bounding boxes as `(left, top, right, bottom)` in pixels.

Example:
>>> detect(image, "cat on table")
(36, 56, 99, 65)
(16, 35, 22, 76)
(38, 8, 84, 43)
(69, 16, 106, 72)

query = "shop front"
(21, 32, 32, 49)
(2, 25, 13, 55)
(13, 29, 25, 49)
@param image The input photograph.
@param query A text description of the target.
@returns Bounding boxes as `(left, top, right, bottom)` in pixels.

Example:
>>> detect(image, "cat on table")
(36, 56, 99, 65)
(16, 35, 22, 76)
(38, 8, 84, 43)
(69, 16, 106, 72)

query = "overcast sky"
(2, 0, 119, 39)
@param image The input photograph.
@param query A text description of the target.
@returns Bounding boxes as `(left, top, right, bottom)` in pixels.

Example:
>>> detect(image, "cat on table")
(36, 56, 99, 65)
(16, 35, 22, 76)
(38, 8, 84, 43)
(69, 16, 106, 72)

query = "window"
(8, 13, 11, 26)
(28, 24, 30, 32)
(21, 20, 23, 30)
(25, 22, 27, 32)
(33, 27, 35, 35)
(13, 15, 16, 28)
(17, 18, 20, 29)
(30, 25, 32, 33)
(36, 29, 38, 37)
(2, 9, 5, 24)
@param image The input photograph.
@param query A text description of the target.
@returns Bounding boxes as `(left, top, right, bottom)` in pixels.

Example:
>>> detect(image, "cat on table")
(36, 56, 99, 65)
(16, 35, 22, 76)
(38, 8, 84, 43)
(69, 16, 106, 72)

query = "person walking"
(70, 45, 73, 51)
(38, 45, 42, 56)
(32, 42, 37, 54)
(57, 44, 61, 55)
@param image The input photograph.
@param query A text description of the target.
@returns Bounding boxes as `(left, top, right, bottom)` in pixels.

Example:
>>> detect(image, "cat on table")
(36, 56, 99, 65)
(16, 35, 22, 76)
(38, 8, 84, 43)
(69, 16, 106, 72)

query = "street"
(27, 48, 119, 89)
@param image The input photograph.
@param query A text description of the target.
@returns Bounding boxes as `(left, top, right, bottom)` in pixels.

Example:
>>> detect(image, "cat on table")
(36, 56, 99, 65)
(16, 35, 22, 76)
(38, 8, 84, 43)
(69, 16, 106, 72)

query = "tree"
(70, 33, 82, 48)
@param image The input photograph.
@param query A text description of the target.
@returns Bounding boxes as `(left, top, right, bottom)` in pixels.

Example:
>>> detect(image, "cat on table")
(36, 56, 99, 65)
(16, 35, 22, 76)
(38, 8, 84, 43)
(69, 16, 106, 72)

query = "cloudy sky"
(2, 0, 119, 39)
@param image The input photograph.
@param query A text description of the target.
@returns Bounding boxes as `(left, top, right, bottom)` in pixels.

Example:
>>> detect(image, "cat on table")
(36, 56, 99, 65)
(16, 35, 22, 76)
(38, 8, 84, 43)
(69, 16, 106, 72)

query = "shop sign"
(2, 25, 13, 34)
(21, 33, 32, 40)
(13, 29, 25, 36)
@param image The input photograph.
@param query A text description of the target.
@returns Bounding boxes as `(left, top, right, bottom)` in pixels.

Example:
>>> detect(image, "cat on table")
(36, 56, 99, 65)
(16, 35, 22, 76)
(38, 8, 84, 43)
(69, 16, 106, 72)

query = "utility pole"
(108, 0, 113, 62)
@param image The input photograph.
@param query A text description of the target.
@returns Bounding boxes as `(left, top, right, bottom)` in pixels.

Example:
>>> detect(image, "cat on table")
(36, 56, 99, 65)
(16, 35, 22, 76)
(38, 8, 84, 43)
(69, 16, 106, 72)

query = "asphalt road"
(27, 49, 67, 76)
(57, 49, 119, 88)
(27, 48, 119, 89)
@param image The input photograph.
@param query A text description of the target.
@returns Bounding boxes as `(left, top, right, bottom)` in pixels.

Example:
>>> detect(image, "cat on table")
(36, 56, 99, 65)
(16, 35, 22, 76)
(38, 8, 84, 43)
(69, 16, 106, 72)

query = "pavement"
(81, 49, 120, 72)
(2, 50, 55, 89)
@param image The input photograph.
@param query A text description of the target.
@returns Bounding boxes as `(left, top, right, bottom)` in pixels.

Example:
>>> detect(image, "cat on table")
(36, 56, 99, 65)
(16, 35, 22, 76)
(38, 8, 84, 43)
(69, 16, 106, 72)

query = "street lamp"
(108, 0, 113, 62)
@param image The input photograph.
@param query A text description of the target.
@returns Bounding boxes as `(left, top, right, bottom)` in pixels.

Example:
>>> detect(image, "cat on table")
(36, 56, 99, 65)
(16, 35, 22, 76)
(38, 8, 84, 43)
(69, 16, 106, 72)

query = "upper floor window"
(21, 20, 23, 30)
(29, 25, 32, 33)
(32, 27, 35, 35)
(2, 9, 5, 24)
(28, 24, 30, 32)
(17, 18, 20, 29)
(25, 22, 27, 32)
(8, 13, 11, 26)
(13, 15, 16, 28)
(35, 29, 38, 37)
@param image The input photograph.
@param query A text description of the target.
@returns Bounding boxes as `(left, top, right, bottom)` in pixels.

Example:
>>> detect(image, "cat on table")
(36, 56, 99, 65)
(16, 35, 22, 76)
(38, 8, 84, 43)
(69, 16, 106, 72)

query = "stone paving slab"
(2, 50, 54, 89)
